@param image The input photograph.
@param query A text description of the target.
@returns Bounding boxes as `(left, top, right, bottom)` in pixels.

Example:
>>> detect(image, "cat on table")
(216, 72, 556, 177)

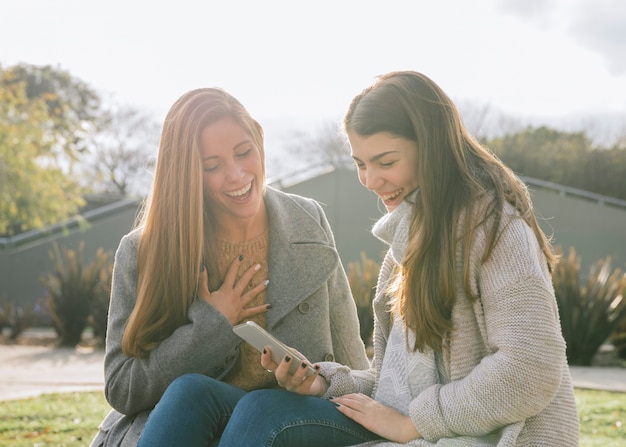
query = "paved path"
(0, 344, 624, 401)
(0, 344, 105, 401)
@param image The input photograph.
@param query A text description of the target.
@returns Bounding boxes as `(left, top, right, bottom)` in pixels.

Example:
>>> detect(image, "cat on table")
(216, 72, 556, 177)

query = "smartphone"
(233, 321, 316, 376)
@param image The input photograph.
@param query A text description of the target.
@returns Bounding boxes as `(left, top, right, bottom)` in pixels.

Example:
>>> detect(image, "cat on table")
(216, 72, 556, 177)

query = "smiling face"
(201, 117, 265, 231)
(348, 131, 419, 212)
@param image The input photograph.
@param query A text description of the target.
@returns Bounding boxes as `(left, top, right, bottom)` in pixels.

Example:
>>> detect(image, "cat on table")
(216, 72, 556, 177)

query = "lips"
(380, 188, 403, 203)
(224, 181, 253, 200)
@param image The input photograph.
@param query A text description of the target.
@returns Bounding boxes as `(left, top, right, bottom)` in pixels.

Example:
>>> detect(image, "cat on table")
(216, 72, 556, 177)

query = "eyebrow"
(202, 140, 252, 161)
(351, 150, 398, 163)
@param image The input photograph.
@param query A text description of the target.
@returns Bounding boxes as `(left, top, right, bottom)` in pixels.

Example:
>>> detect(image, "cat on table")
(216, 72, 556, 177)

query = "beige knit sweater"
(320, 199, 580, 446)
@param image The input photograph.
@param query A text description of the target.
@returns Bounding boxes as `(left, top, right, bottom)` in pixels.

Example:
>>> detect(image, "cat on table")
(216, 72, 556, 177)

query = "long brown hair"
(344, 71, 555, 352)
(122, 88, 266, 358)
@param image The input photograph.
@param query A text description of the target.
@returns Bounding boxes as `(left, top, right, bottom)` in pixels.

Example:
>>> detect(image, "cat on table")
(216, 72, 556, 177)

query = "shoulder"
(469, 201, 551, 291)
(113, 227, 142, 265)
(265, 186, 325, 220)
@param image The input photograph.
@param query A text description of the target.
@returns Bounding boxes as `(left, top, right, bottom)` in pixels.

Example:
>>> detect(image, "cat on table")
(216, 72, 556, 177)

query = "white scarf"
(371, 193, 439, 415)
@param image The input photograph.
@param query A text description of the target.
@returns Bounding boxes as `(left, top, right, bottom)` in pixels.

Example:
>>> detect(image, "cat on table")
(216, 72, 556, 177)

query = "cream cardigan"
(320, 198, 580, 446)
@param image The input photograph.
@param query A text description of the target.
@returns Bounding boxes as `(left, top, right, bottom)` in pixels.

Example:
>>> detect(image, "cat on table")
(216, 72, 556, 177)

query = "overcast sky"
(2, 0, 625, 173)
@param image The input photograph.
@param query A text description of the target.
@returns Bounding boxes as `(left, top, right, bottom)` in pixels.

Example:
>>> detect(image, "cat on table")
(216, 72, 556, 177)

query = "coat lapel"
(263, 188, 339, 329)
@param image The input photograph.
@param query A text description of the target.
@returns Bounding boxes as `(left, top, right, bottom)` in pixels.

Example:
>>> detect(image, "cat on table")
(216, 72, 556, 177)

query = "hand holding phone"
(233, 321, 316, 376)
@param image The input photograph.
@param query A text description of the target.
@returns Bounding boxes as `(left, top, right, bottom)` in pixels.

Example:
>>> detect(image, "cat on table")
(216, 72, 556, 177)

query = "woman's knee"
(165, 373, 212, 398)
(237, 389, 287, 411)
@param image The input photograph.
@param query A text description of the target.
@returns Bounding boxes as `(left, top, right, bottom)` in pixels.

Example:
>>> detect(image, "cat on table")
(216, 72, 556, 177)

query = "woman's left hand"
(332, 393, 421, 442)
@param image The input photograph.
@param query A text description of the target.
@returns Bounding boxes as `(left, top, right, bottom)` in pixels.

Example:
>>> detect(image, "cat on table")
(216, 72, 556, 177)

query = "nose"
(226, 162, 245, 182)
(359, 168, 379, 191)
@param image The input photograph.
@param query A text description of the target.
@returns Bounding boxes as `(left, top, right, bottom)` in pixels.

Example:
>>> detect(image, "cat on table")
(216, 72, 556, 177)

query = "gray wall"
(277, 167, 626, 273)
(3, 168, 625, 310)
(530, 188, 626, 270)
(0, 199, 140, 308)
(276, 168, 387, 267)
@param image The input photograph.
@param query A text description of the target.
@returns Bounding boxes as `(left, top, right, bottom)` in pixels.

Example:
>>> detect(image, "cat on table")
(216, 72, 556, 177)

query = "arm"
(411, 218, 567, 440)
(103, 232, 242, 415)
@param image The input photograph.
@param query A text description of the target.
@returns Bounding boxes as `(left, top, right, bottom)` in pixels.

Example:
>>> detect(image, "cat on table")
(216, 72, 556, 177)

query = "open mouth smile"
(225, 181, 253, 200)
(380, 188, 403, 203)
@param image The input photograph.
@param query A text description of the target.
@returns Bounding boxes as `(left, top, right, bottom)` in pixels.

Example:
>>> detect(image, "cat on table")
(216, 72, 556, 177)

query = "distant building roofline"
(0, 196, 142, 248)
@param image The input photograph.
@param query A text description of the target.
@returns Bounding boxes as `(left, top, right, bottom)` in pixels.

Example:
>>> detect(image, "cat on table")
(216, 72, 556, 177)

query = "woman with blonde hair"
(219, 71, 580, 446)
(90, 88, 369, 446)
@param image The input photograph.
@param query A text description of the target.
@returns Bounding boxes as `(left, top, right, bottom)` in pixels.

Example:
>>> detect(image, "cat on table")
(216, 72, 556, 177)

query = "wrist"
(400, 415, 421, 442)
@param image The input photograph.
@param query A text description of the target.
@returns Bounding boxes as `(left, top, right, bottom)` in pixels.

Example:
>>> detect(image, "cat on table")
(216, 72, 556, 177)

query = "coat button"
(298, 301, 310, 314)
(324, 353, 334, 361)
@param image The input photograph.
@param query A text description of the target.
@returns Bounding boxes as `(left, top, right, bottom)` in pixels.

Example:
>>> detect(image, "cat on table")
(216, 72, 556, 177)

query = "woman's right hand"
(197, 256, 270, 325)
(261, 347, 329, 397)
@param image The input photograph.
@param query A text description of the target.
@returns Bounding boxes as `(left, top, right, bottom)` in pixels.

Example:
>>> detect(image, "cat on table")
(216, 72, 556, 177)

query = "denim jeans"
(218, 389, 382, 446)
(137, 373, 247, 447)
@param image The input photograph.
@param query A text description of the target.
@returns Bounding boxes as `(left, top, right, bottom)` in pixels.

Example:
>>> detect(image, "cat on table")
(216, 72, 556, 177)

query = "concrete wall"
(275, 167, 387, 267)
(530, 188, 626, 270)
(277, 167, 626, 273)
(3, 168, 624, 310)
(0, 199, 140, 307)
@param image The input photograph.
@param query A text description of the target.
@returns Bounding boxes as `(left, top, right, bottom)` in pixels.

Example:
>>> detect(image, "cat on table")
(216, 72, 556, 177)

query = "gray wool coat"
(90, 187, 369, 446)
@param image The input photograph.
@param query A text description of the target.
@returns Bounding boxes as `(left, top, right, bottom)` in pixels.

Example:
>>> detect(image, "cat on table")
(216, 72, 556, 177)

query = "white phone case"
(233, 321, 316, 376)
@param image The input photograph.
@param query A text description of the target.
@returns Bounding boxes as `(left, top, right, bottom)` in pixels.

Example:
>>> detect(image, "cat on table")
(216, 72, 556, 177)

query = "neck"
(214, 204, 269, 243)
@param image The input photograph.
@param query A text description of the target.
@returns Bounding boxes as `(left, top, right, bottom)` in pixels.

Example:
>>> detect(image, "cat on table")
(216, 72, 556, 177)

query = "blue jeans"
(218, 389, 382, 446)
(137, 373, 246, 447)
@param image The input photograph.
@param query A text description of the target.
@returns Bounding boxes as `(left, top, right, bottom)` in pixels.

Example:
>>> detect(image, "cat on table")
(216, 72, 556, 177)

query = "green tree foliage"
(487, 126, 626, 200)
(488, 126, 588, 184)
(577, 146, 626, 201)
(7, 63, 101, 163)
(0, 68, 85, 235)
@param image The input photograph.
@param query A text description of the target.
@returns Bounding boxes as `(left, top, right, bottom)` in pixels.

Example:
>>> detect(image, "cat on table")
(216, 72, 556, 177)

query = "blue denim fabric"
(219, 389, 382, 446)
(137, 373, 246, 447)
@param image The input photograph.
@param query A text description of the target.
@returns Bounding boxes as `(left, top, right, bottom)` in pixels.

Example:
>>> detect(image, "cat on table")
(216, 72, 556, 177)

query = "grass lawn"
(0, 388, 623, 446)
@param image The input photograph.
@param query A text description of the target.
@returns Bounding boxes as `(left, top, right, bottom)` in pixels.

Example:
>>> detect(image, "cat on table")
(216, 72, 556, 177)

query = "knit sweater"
(319, 198, 580, 446)
(217, 230, 275, 391)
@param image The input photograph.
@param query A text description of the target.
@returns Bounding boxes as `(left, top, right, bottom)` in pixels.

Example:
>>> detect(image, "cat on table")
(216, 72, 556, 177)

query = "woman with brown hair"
(90, 87, 369, 446)
(219, 71, 580, 446)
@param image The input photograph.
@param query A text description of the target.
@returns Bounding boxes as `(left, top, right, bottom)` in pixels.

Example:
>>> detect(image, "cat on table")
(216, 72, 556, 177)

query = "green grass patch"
(0, 391, 110, 446)
(576, 389, 625, 446)
(0, 388, 623, 445)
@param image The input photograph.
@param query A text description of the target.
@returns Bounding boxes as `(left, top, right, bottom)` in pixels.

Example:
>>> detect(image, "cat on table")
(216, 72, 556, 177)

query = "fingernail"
(263, 348, 267, 354)
(200, 264, 205, 272)
(239, 254, 244, 261)
(284, 355, 291, 362)
(314, 365, 320, 370)
(266, 304, 273, 309)
(263, 279, 270, 286)
(301, 362, 307, 369)
(254, 264, 261, 271)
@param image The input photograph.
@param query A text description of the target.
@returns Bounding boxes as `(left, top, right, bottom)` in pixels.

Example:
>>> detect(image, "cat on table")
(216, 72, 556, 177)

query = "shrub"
(89, 261, 113, 345)
(347, 251, 380, 347)
(553, 247, 626, 366)
(0, 299, 49, 340)
(610, 314, 626, 361)
(40, 241, 112, 347)
(0, 301, 33, 339)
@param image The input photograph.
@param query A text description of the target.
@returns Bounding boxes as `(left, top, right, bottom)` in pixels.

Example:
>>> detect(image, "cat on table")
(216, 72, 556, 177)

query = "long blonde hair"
(344, 71, 556, 352)
(122, 88, 265, 358)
